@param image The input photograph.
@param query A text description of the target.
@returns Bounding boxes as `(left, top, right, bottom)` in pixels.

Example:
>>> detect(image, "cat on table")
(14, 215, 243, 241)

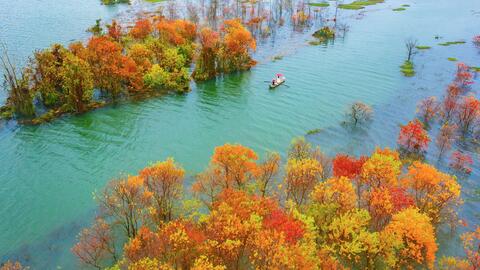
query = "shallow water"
(1, 0, 480, 268)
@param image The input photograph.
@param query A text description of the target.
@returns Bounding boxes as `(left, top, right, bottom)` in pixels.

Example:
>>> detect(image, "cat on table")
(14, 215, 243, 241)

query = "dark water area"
(1, 0, 480, 268)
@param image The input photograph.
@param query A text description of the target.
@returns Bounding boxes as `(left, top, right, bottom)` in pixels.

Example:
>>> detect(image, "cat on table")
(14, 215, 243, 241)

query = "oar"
(283, 84, 291, 88)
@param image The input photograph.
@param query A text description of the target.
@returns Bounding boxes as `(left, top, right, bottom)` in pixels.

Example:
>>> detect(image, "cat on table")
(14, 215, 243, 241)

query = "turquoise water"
(1, 0, 480, 268)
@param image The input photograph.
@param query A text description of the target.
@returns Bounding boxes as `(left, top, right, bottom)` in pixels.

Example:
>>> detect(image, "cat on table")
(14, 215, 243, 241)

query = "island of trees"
(0, 16, 256, 124)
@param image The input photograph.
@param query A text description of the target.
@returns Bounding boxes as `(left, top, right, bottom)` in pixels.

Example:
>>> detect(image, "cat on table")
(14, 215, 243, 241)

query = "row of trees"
(14, 136, 468, 269)
(1, 16, 256, 123)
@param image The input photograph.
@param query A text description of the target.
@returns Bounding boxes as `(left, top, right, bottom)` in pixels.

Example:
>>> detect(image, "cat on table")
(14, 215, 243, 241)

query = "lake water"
(1, 0, 480, 268)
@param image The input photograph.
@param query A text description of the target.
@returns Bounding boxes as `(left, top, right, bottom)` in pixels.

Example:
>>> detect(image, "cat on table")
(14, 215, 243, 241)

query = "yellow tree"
(139, 158, 185, 223)
(360, 148, 402, 190)
(382, 208, 438, 269)
(284, 158, 323, 206)
(310, 176, 357, 213)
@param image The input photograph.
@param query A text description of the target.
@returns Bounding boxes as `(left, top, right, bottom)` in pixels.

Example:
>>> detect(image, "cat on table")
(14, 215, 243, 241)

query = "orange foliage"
(210, 143, 258, 189)
(311, 177, 357, 212)
(383, 208, 438, 269)
(139, 158, 185, 223)
(222, 19, 256, 55)
(402, 162, 461, 225)
(285, 158, 323, 205)
(129, 19, 153, 40)
(157, 19, 197, 45)
(107, 20, 122, 41)
(332, 154, 367, 179)
(360, 149, 401, 189)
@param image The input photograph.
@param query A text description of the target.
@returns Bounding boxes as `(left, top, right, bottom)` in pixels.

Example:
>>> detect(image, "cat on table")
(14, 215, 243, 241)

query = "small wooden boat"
(269, 73, 286, 89)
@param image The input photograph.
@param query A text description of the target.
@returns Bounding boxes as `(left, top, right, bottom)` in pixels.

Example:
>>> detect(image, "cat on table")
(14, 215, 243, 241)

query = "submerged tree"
(345, 101, 373, 126)
(405, 38, 418, 62)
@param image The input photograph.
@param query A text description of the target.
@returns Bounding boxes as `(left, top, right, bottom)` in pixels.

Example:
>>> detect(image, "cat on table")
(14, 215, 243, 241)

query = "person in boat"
(272, 79, 277, 86)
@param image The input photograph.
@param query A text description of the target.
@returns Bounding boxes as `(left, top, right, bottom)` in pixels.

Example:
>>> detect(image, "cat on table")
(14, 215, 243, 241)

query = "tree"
(382, 208, 438, 269)
(0, 45, 35, 117)
(106, 20, 122, 41)
(60, 54, 94, 113)
(129, 19, 153, 40)
(456, 95, 480, 135)
(360, 149, 401, 190)
(417, 96, 439, 124)
(210, 143, 258, 189)
(455, 63, 474, 88)
(346, 102, 372, 126)
(284, 158, 322, 205)
(405, 38, 417, 62)
(192, 27, 220, 81)
(366, 187, 414, 230)
(461, 226, 480, 269)
(0, 261, 28, 270)
(402, 162, 461, 226)
(449, 151, 473, 174)
(139, 158, 185, 223)
(287, 137, 314, 160)
(192, 167, 223, 209)
(310, 176, 357, 213)
(436, 123, 457, 156)
(255, 152, 281, 197)
(218, 19, 257, 73)
(72, 219, 117, 269)
(397, 119, 430, 154)
(97, 176, 151, 238)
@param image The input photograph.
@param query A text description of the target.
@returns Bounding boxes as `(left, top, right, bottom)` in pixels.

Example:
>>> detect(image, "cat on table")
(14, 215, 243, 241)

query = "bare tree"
(346, 101, 373, 126)
(0, 43, 34, 117)
(405, 38, 418, 62)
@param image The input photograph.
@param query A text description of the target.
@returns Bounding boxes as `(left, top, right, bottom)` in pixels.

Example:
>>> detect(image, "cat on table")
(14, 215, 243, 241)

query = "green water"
(1, 0, 480, 268)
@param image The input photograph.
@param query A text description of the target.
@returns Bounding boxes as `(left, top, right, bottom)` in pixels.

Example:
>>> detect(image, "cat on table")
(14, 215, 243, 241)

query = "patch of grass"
(309, 40, 322, 46)
(101, 0, 129, 5)
(415, 45, 431, 50)
(306, 128, 322, 135)
(438, 41, 466, 46)
(312, 27, 335, 40)
(400, 60, 415, 77)
(447, 57, 458, 61)
(308, 2, 330, 7)
(393, 7, 406, 11)
(471, 67, 480, 72)
(272, 55, 283, 61)
(145, 0, 166, 2)
(402, 4, 410, 7)
(338, 0, 384, 10)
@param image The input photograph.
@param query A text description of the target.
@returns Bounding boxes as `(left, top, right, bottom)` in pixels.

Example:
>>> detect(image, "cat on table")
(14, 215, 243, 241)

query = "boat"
(269, 74, 286, 89)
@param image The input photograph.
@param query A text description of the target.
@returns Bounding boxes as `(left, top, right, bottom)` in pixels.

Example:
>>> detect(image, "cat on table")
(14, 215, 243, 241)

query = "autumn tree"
(455, 63, 474, 88)
(192, 167, 223, 209)
(97, 176, 151, 238)
(405, 38, 418, 62)
(332, 154, 367, 201)
(456, 95, 480, 135)
(345, 101, 373, 126)
(402, 162, 462, 226)
(139, 158, 185, 223)
(106, 20, 122, 41)
(360, 148, 401, 190)
(210, 143, 258, 189)
(461, 226, 480, 269)
(218, 19, 257, 73)
(417, 96, 440, 124)
(129, 19, 153, 40)
(192, 27, 220, 81)
(382, 208, 438, 269)
(60, 54, 94, 113)
(255, 152, 281, 197)
(72, 219, 117, 269)
(449, 151, 473, 175)
(366, 187, 413, 230)
(310, 176, 357, 213)
(397, 119, 430, 155)
(436, 123, 457, 156)
(284, 158, 322, 205)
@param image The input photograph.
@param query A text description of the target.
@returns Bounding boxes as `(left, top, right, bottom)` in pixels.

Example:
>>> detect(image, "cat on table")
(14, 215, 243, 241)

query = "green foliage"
(313, 27, 335, 40)
(101, 0, 130, 5)
(439, 41, 466, 46)
(416, 45, 431, 50)
(60, 54, 94, 113)
(308, 2, 330, 7)
(339, 0, 384, 10)
(447, 57, 458, 62)
(87, 19, 103, 35)
(400, 60, 415, 77)
(393, 7, 406, 11)
(306, 128, 322, 135)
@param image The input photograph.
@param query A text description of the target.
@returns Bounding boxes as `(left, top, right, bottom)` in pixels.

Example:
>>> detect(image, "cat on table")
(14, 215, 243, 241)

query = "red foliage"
(456, 95, 480, 134)
(417, 97, 440, 123)
(157, 19, 197, 45)
(397, 119, 430, 153)
(263, 209, 305, 244)
(474, 35, 480, 46)
(129, 19, 153, 39)
(449, 151, 473, 174)
(455, 63, 474, 88)
(332, 154, 367, 179)
(107, 20, 122, 41)
(389, 187, 415, 212)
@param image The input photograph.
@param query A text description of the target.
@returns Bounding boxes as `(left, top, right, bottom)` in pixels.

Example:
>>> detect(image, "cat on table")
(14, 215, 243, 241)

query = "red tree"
(332, 154, 367, 179)
(455, 63, 474, 88)
(397, 119, 430, 153)
(450, 151, 473, 174)
(456, 95, 480, 134)
(129, 19, 153, 40)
